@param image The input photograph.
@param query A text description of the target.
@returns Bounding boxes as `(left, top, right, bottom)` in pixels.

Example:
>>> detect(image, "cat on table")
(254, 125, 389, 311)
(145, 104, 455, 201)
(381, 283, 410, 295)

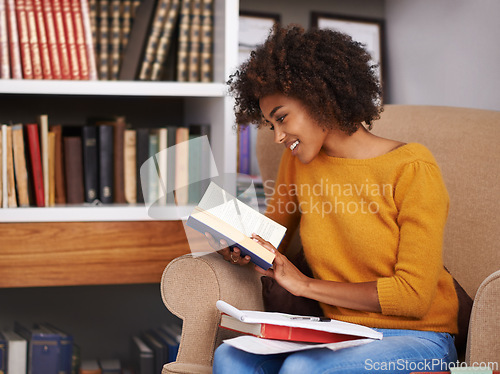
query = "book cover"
(79, 0, 98, 79)
(25, 123, 45, 207)
(60, 0, 80, 79)
(141, 331, 167, 374)
(138, 0, 170, 80)
(98, 124, 114, 203)
(38, 114, 49, 206)
(0, 332, 5, 372)
(63, 135, 84, 203)
(15, 0, 34, 78)
(188, 123, 210, 195)
(11, 124, 30, 206)
(175, 0, 191, 81)
(155, 127, 167, 205)
(50, 0, 71, 79)
(174, 126, 189, 205)
(118, 0, 156, 80)
(14, 322, 61, 374)
(49, 124, 66, 204)
(108, 0, 120, 80)
(82, 125, 98, 203)
(146, 130, 159, 205)
(112, 117, 126, 203)
(123, 128, 136, 203)
(216, 300, 383, 341)
(33, 0, 52, 78)
(151, 327, 178, 363)
(40, 0, 62, 79)
(5, 0, 23, 78)
(24, 0, 44, 78)
(135, 127, 149, 203)
(187, 0, 201, 82)
(199, 0, 212, 82)
(186, 182, 287, 270)
(4, 125, 18, 207)
(0, 0, 10, 78)
(187, 133, 201, 204)
(238, 125, 250, 175)
(150, 0, 179, 81)
(2, 330, 27, 374)
(37, 323, 73, 374)
(70, 0, 90, 80)
(159, 324, 181, 361)
(165, 125, 176, 204)
(131, 336, 154, 374)
(48, 131, 56, 205)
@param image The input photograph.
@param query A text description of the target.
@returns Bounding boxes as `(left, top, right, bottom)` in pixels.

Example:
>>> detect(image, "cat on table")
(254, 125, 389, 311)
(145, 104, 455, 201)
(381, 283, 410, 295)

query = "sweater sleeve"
(377, 158, 449, 319)
(264, 150, 301, 253)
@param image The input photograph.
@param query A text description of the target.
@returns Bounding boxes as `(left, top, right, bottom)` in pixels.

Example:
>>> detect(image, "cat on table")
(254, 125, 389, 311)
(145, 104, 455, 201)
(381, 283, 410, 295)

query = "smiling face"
(259, 93, 331, 164)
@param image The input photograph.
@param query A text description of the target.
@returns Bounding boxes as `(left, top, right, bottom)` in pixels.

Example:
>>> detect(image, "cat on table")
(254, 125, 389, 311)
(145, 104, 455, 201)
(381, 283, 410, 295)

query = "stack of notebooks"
(0, 116, 211, 208)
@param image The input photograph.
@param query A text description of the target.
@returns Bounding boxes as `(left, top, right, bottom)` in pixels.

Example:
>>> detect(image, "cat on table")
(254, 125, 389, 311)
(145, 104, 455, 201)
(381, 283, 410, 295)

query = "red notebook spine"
(51, 0, 71, 79)
(60, 0, 79, 79)
(33, 0, 52, 78)
(40, 0, 61, 79)
(15, 0, 34, 78)
(26, 123, 45, 207)
(70, 0, 88, 79)
(6, 0, 23, 78)
(24, 0, 43, 78)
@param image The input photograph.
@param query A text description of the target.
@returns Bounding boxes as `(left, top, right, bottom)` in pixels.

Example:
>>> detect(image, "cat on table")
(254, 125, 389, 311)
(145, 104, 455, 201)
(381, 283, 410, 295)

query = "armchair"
(160, 105, 500, 373)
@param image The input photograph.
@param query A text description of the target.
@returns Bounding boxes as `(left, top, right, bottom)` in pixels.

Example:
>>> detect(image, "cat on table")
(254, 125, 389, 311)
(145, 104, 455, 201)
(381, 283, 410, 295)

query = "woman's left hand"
(251, 233, 310, 297)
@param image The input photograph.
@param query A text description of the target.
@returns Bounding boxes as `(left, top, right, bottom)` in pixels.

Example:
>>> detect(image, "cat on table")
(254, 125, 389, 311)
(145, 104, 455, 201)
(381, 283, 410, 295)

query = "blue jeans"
(213, 329, 458, 374)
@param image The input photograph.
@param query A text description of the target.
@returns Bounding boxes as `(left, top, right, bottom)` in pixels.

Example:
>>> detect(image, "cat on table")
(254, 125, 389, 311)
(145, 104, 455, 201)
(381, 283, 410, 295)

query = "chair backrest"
(256, 104, 500, 299)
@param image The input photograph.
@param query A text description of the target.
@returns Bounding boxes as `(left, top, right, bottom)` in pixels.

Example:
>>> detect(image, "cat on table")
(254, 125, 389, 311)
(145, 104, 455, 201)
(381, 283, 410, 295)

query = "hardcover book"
(12, 124, 30, 206)
(1, 330, 27, 374)
(82, 125, 98, 203)
(63, 135, 84, 204)
(98, 124, 114, 203)
(186, 181, 286, 270)
(26, 123, 45, 207)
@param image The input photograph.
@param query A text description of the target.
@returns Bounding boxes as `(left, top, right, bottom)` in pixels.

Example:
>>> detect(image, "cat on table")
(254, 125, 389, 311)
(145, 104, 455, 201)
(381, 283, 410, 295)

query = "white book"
(2, 330, 28, 374)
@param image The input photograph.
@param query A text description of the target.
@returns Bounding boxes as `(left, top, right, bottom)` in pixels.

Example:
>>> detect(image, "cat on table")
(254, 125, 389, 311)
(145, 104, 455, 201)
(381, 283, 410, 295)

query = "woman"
(211, 24, 458, 374)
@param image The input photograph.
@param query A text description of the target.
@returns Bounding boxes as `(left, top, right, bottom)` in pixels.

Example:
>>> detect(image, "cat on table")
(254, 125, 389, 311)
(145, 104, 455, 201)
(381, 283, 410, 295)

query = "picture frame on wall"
(239, 11, 281, 65)
(310, 12, 385, 92)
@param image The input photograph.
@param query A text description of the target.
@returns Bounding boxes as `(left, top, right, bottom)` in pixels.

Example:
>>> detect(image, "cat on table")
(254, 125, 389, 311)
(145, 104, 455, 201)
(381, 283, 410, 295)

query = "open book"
(186, 182, 286, 269)
(216, 300, 382, 354)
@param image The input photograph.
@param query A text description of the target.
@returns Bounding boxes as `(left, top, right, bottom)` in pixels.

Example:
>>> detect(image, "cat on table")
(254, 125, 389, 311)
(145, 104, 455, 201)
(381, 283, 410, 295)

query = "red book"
(59, 0, 79, 79)
(1, 0, 10, 78)
(15, 0, 34, 78)
(40, 0, 62, 79)
(26, 123, 45, 207)
(5, 0, 23, 78)
(51, 0, 71, 79)
(69, 0, 88, 79)
(220, 314, 362, 344)
(24, 0, 43, 79)
(33, 0, 52, 78)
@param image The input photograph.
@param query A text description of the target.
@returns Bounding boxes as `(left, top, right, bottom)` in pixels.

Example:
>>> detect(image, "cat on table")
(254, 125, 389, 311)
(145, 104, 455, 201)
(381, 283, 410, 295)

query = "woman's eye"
(277, 115, 286, 123)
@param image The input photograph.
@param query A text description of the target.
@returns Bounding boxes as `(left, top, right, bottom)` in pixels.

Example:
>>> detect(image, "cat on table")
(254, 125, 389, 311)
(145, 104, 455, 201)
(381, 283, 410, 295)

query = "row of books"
(0, 0, 214, 81)
(0, 0, 98, 79)
(0, 116, 211, 208)
(131, 324, 181, 374)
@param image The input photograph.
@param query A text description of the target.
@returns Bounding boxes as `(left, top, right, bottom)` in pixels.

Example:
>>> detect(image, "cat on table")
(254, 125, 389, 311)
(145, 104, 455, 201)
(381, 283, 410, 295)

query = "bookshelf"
(0, 0, 239, 288)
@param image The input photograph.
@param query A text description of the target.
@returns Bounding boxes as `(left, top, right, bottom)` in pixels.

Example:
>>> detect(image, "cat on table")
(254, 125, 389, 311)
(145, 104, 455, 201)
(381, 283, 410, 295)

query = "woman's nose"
(273, 127, 285, 144)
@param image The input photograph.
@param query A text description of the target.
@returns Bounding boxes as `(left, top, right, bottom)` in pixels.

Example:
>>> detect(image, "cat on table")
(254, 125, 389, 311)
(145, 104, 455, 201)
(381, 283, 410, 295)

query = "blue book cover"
(15, 322, 61, 374)
(38, 324, 74, 374)
(238, 125, 251, 175)
(151, 327, 178, 363)
(0, 332, 6, 373)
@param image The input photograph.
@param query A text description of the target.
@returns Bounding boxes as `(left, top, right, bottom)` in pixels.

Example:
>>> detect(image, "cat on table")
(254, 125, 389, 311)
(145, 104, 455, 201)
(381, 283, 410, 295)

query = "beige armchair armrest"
(466, 269, 500, 367)
(160, 252, 264, 374)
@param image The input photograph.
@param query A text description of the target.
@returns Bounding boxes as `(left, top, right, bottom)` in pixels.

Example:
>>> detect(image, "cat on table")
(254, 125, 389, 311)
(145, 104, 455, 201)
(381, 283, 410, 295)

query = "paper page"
(216, 300, 383, 340)
(223, 335, 375, 355)
(198, 182, 286, 247)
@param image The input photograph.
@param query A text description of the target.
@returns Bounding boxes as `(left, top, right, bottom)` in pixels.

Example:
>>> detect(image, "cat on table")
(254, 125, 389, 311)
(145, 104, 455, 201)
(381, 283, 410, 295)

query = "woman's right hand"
(205, 232, 252, 266)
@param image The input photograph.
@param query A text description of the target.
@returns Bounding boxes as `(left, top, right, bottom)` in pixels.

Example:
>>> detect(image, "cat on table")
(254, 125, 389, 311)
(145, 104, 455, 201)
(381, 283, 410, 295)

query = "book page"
(223, 335, 375, 355)
(198, 182, 286, 248)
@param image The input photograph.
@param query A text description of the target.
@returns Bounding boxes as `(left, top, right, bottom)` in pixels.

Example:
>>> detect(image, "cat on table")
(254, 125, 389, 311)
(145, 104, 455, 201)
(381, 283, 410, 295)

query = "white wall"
(385, 0, 500, 111)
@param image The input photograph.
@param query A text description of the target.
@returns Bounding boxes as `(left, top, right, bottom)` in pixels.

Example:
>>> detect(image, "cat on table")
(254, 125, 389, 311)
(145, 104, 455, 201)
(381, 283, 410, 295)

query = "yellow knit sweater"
(266, 143, 458, 334)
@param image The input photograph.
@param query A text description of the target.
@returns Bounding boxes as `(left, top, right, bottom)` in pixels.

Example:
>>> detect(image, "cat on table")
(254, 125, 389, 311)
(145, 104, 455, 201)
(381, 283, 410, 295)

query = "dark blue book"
(98, 125, 114, 204)
(0, 332, 6, 373)
(141, 331, 167, 374)
(15, 322, 61, 374)
(131, 336, 154, 374)
(38, 324, 74, 374)
(152, 327, 178, 363)
(82, 125, 99, 203)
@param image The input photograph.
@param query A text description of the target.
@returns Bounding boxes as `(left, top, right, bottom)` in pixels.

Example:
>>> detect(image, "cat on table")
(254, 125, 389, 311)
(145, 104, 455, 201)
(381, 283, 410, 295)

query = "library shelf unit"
(0, 0, 240, 289)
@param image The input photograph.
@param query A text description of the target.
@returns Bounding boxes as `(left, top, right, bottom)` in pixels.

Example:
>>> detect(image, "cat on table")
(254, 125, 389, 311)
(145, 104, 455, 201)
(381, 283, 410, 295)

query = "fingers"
(205, 232, 251, 266)
(251, 233, 276, 253)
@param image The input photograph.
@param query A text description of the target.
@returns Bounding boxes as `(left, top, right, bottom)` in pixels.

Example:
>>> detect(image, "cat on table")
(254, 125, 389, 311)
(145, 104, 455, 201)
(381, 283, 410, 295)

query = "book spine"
(119, 0, 132, 71)
(174, 127, 189, 205)
(25, 0, 44, 78)
(12, 124, 30, 206)
(15, 0, 34, 78)
(51, 0, 71, 79)
(1, 125, 5, 208)
(0, 0, 10, 78)
(146, 131, 159, 204)
(199, 0, 212, 82)
(48, 131, 55, 205)
(187, 0, 200, 82)
(40, 0, 61, 79)
(238, 125, 250, 175)
(123, 128, 136, 203)
(81, 125, 98, 203)
(108, 0, 120, 80)
(33, 0, 53, 78)
(156, 127, 167, 205)
(88, 0, 97, 56)
(150, 0, 179, 81)
(98, 124, 114, 203)
(176, 0, 190, 81)
(26, 123, 45, 207)
(113, 117, 126, 203)
(63, 136, 84, 203)
(138, 0, 170, 80)
(97, 0, 109, 79)
(5, 126, 18, 207)
(60, 0, 80, 79)
(50, 124, 66, 203)
(0, 334, 5, 372)
(38, 114, 49, 206)
(79, 0, 97, 79)
(5, 0, 23, 78)
(70, 0, 89, 79)
(135, 127, 149, 203)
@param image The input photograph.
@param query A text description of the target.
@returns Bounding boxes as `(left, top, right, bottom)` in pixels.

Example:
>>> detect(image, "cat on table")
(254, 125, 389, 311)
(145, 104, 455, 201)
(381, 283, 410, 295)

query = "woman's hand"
(251, 233, 310, 297)
(205, 232, 252, 266)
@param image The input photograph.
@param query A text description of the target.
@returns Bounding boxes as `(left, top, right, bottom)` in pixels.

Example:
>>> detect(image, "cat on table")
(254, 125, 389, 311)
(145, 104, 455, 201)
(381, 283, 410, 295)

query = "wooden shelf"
(0, 220, 198, 288)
